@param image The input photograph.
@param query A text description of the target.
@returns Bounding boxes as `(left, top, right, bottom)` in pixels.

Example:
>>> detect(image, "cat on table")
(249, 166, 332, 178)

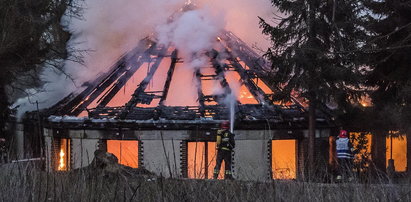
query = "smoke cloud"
(14, 0, 186, 116)
(156, 6, 226, 69)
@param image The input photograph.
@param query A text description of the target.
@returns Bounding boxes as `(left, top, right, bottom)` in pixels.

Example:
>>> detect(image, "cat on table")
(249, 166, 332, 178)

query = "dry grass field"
(1, 161, 411, 202)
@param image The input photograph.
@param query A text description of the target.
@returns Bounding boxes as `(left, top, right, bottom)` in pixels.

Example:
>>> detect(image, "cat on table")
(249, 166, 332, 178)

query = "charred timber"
(120, 46, 168, 119)
(159, 49, 179, 106)
(58, 40, 150, 116)
(96, 51, 149, 108)
(210, 49, 232, 100)
(195, 69, 206, 116)
(44, 117, 331, 134)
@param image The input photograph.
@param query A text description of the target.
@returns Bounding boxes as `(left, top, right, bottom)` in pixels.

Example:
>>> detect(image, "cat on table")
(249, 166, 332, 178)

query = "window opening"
(271, 140, 296, 179)
(107, 140, 139, 168)
(187, 141, 224, 179)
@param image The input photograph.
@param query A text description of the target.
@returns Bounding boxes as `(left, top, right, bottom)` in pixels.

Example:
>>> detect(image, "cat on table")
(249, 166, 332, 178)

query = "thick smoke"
(65, 0, 185, 83)
(14, 0, 274, 116)
(156, 6, 226, 68)
(14, 0, 185, 116)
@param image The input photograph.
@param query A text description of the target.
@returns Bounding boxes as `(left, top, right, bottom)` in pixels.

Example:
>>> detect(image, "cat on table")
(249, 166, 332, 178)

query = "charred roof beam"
(195, 69, 206, 117)
(210, 50, 231, 95)
(96, 52, 149, 108)
(159, 49, 179, 106)
(222, 30, 267, 72)
(207, 49, 232, 108)
(65, 41, 150, 116)
(120, 46, 168, 119)
(223, 31, 306, 112)
(229, 57, 270, 105)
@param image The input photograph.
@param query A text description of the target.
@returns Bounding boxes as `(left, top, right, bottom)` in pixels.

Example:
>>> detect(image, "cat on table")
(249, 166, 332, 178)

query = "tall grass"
(1, 161, 411, 201)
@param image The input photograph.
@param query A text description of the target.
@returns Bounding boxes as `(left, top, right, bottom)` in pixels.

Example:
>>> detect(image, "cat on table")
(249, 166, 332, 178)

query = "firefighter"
(335, 129, 354, 181)
(213, 121, 235, 180)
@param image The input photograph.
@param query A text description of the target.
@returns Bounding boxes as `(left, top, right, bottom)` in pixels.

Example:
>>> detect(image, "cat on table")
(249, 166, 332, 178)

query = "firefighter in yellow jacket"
(213, 121, 235, 179)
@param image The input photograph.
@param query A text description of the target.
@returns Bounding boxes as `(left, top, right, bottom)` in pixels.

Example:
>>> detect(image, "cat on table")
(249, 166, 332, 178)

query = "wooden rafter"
(96, 51, 149, 108)
(58, 40, 150, 116)
(195, 69, 206, 117)
(159, 49, 179, 106)
(120, 46, 168, 118)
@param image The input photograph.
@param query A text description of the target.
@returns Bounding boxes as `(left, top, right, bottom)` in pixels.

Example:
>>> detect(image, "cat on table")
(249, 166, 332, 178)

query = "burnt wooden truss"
(45, 31, 334, 130)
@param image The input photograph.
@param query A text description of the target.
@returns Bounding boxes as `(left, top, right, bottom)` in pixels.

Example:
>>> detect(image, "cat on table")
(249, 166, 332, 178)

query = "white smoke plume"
(156, 6, 226, 68)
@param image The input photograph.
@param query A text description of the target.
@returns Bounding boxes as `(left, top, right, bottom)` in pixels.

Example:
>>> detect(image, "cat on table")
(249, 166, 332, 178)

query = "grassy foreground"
(1, 163, 411, 202)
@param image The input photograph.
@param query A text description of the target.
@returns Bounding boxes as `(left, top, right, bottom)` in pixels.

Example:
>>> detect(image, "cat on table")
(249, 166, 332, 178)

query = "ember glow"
(57, 138, 70, 171)
(225, 71, 258, 104)
(58, 149, 65, 171)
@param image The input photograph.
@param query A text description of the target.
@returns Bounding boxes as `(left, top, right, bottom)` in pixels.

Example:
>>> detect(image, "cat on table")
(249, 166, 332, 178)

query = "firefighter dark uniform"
(336, 130, 354, 181)
(213, 122, 235, 179)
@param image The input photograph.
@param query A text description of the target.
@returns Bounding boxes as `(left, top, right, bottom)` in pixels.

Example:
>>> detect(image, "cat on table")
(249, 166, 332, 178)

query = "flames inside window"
(350, 132, 407, 172)
(187, 142, 224, 179)
(386, 133, 407, 172)
(107, 140, 139, 168)
(271, 140, 296, 179)
(57, 138, 70, 171)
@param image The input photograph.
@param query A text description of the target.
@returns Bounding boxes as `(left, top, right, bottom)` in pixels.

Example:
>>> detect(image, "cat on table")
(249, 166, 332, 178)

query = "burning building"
(9, 2, 408, 183)
(38, 28, 337, 180)
(15, 4, 340, 181)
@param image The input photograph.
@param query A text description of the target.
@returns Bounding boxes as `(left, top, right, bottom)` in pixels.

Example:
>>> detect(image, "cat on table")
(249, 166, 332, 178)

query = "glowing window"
(272, 140, 296, 179)
(107, 140, 139, 168)
(187, 142, 224, 179)
(386, 133, 407, 172)
(57, 138, 71, 171)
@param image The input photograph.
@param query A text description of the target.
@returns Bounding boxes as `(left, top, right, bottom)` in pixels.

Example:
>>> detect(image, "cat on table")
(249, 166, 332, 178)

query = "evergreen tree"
(363, 0, 411, 173)
(364, 0, 411, 133)
(260, 0, 366, 178)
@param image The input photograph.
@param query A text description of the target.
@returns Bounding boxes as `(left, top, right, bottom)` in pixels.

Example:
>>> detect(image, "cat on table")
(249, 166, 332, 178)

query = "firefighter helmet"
(339, 130, 348, 138)
(220, 121, 230, 129)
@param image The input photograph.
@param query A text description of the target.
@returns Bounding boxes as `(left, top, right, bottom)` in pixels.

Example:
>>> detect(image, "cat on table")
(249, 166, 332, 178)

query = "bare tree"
(0, 0, 82, 136)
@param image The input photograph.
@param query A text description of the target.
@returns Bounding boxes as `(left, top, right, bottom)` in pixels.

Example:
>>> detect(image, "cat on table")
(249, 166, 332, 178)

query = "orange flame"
(58, 149, 65, 170)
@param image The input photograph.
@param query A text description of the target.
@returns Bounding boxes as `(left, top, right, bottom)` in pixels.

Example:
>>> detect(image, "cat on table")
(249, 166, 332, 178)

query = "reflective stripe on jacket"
(216, 129, 233, 151)
(336, 138, 353, 159)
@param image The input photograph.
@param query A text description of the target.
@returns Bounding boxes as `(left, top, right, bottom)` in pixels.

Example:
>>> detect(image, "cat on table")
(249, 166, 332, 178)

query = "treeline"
(260, 0, 411, 175)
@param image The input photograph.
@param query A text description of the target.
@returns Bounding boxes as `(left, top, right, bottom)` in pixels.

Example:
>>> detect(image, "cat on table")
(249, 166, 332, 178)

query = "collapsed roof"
(43, 5, 334, 130)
